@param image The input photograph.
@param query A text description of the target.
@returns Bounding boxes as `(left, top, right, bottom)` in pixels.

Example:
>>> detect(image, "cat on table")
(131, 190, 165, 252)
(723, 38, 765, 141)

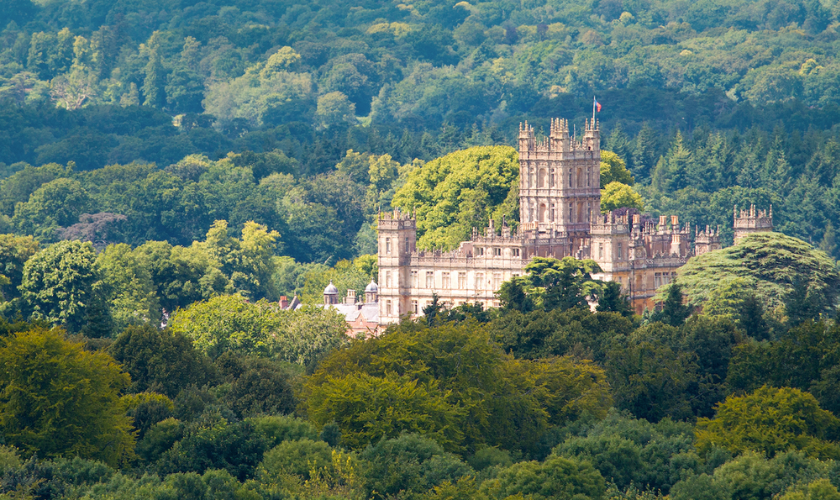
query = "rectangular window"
(476, 273, 485, 290)
(386, 300, 392, 315)
(442, 272, 450, 289)
(405, 237, 410, 252)
(617, 243, 623, 260)
(426, 271, 434, 288)
(412, 300, 419, 314)
(385, 271, 392, 288)
(385, 238, 391, 254)
(458, 272, 467, 289)
(492, 273, 502, 290)
(493, 247, 502, 257)
(655, 273, 661, 288)
(476, 247, 484, 256)
(512, 248, 520, 257)
(410, 270, 418, 288)
(598, 243, 604, 259)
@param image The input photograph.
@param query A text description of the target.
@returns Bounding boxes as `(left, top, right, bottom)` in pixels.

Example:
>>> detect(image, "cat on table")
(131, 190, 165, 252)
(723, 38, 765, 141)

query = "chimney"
(279, 296, 289, 309)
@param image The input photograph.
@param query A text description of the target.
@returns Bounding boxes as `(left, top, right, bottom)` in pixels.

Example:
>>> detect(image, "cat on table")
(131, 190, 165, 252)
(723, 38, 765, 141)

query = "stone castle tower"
(734, 204, 773, 244)
(518, 118, 601, 252)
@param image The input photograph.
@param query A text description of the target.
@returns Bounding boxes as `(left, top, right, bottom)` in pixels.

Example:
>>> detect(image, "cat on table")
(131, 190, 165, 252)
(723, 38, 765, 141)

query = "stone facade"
(376, 117, 769, 322)
(734, 204, 773, 244)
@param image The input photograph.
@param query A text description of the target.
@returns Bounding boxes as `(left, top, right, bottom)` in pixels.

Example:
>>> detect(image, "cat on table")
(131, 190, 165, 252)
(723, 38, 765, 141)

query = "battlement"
(518, 117, 600, 154)
(695, 225, 722, 256)
(378, 208, 416, 230)
(733, 204, 773, 244)
(591, 212, 690, 236)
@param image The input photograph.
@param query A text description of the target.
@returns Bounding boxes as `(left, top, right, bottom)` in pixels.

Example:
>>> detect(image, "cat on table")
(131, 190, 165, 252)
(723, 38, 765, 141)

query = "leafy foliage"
(696, 386, 840, 460)
(303, 320, 610, 454)
(672, 232, 840, 312)
(0, 328, 134, 466)
(392, 146, 519, 250)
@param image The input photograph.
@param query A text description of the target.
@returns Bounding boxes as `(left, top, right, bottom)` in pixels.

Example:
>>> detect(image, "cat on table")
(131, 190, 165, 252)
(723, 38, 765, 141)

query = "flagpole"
(592, 96, 596, 124)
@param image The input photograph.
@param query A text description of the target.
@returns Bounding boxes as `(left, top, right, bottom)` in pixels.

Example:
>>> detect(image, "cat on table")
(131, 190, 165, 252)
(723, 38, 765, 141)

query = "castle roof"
(323, 280, 338, 295)
(365, 279, 378, 293)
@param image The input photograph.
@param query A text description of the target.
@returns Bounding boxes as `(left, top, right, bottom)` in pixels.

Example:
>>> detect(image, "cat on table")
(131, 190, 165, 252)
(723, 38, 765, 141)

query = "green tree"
(96, 243, 160, 330)
(652, 132, 694, 193)
(696, 386, 840, 460)
(521, 257, 603, 312)
(358, 433, 475, 500)
(0, 234, 39, 301)
(169, 295, 275, 358)
(600, 150, 634, 187)
(481, 455, 607, 500)
(601, 181, 645, 212)
(12, 177, 90, 240)
(108, 325, 215, 398)
(671, 233, 840, 314)
(632, 123, 659, 182)
(0, 162, 67, 216)
(596, 281, 633, 317)
(303, 321, 610, 453)
(392, 146, 519, 250)
(652, 284, 692, 326)
(315, 91, 356, 129)
(19, 240, 98, 332)
(0, 327, 135, 466)
(142, 32, 166, 108)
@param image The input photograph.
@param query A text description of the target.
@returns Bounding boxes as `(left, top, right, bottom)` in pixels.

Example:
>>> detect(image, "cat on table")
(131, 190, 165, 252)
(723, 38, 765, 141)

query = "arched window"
(569, 203, 573, 222)
(538, 168, 547, 188)
(568, 171, 572, 187)
(577, 168, 582, 187)
(539, 203, 547, 222)
(587, 168, 591, 187)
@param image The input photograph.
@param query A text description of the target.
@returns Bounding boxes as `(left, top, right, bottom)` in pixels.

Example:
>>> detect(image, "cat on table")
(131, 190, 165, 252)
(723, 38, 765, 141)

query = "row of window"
(654, 272, 678, 288)
(525, 201, 594, 224)
(527, 167, 594, 189)
(597, 242, 624, 260)
(383, 237, 411, 254)
(475, 247, 520, 257)
(382, 270, 518, 290)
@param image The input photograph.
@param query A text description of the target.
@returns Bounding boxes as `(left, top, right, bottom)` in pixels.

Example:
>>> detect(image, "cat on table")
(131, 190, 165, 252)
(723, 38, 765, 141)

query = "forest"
(4, 0, 840, 498)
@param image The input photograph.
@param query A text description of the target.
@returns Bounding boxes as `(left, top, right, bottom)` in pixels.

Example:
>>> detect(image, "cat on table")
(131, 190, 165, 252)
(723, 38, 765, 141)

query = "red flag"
(595, 99, 602, 112)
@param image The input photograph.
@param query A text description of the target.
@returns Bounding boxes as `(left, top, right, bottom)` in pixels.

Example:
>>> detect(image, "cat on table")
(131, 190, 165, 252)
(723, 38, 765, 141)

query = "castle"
(373, 117, 773, 324)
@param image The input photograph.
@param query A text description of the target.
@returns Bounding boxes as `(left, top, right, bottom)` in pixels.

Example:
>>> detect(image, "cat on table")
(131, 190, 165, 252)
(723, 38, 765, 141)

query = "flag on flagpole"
(594, 98, 601, 112)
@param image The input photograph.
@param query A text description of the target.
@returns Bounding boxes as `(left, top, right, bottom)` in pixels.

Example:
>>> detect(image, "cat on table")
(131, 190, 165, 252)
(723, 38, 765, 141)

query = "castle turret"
(364, 279, 379, 303)
(377, 208, 417, 323)
(733, 204, 773, 244)
(694, 225, 722, 256)
(323, 280, 338, 305)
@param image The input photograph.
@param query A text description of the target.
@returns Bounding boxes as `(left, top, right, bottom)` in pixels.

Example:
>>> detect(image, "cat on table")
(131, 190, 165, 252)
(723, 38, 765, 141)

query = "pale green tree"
(19, 240, 98, 332)
(315, 91, 355, 129)
(601, 181, 644, 212)
(96, 243, 161, 330)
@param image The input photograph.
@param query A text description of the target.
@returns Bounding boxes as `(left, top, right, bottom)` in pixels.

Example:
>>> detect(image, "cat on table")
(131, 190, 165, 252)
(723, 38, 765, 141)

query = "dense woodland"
(4, 0, 840, 498)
